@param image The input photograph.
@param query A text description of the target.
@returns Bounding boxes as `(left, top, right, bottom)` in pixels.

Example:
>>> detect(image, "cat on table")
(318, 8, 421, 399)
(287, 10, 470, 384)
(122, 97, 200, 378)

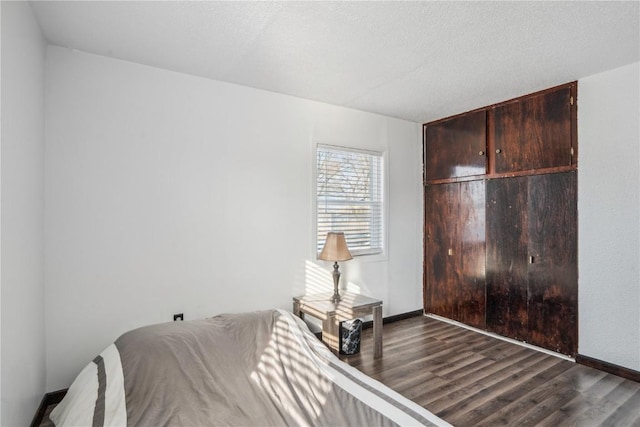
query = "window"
(316, 144, 384, 256)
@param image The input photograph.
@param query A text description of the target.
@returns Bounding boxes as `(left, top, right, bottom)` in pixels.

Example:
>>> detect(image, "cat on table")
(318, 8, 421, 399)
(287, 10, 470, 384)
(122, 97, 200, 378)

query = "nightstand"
(292, 292, 383, 358)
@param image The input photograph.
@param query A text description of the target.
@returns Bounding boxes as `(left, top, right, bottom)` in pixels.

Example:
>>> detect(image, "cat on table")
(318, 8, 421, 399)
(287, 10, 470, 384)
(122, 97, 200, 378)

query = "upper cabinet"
(492, 85, 575, 173)
(424, 82, 576, 184)
(424, 110, 487, 181)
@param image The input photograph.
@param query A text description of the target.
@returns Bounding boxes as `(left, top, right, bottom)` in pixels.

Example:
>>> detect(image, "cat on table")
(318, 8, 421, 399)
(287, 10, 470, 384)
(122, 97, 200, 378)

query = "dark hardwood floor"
(341, 315, 640, 427)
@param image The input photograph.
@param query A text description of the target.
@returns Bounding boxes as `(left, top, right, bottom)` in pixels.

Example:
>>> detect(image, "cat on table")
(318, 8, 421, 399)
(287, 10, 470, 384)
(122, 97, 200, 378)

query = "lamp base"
(331, 261, 341, 302)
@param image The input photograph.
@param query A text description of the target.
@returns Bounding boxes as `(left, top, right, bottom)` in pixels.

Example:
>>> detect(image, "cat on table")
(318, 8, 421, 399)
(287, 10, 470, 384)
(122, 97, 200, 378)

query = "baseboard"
(30, 389, 67, 427)
(361, 309, 424, 329)
(576, 354, 640, 383)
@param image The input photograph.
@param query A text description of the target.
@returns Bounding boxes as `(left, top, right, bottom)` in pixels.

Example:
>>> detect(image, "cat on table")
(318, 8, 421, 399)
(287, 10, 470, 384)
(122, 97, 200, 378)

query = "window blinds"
(317, 145, 384, 256)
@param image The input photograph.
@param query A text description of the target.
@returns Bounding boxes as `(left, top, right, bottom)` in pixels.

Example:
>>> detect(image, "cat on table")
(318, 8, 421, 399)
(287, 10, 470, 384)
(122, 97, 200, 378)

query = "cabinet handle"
(530, 256, 534, 264)
(496, 148, 502, 154)
(479, 150, 485, 156)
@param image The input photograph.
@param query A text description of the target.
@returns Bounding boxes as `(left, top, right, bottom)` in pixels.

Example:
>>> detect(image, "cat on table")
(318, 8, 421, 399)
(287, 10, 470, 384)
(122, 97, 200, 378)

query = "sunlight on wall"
(344, 280, 362, 295)
(303, 260, 333, 295)
(301, 260, 365, 297)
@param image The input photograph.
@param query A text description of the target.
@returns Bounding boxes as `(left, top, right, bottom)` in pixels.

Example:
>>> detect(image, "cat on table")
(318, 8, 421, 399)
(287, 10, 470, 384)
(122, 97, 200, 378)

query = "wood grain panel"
(458, 180, 486, 328)
(425, 110, 486, 181)
(493, 86, 572, 173)
(527, 172, 578, 355)
(425, 183, 459, 319)
(426, 181, 486, 326)
(486, 177, 529, 341)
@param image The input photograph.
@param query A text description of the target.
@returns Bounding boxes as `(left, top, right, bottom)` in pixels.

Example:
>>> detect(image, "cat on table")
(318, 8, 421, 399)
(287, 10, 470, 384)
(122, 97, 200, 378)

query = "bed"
(50, 309, 449, 426)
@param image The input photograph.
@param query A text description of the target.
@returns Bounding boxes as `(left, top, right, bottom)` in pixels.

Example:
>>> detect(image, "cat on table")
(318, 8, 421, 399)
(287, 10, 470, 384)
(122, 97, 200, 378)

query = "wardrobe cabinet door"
(425, 182, 486, 327)
(527, 172, 578, 356)
(486, 173, 578, 356)
(486, 177, 529, 342)
(425, 110, 487, 181)
(425, 184, 459, 320)
(493, 86, 573, 173)
(458, 181, 486, 329)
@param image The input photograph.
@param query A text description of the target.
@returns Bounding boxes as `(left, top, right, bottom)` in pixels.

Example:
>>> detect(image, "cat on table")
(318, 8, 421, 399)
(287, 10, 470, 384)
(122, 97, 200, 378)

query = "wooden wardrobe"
(423, 82, 578, 356)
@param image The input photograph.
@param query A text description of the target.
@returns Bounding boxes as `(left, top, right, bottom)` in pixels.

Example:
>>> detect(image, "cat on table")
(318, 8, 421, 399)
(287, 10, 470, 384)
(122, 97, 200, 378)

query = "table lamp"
(318, 232, 353, 302)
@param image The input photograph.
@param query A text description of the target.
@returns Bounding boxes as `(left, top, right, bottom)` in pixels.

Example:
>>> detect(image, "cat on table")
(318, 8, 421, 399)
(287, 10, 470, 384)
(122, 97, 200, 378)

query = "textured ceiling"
(30, 1, 639, 123)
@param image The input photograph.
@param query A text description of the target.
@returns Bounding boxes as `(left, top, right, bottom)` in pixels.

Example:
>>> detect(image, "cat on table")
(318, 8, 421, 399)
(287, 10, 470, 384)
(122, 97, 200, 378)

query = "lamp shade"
(319, 232, 353, 262)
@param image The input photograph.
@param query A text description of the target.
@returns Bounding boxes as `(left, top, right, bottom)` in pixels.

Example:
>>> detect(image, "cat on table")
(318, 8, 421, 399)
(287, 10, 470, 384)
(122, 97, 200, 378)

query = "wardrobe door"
(425, 181, 486, 326)
(527, 172, 578, 356)
(486, 177, 529, 341)
(425, 183, 459, 319)
(493, 86, 573, 173)
(458, 180, 486, 329)
(425, 110, 487, 181)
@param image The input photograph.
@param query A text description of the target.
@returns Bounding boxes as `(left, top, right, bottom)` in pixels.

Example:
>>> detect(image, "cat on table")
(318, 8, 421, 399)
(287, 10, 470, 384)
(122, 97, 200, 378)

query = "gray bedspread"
(51, 309, 449, 426)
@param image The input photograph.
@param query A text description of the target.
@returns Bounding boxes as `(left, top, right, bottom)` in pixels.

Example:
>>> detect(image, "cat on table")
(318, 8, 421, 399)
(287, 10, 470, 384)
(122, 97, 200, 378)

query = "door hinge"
(570, 96, 574, 106)
(571, 147, 574, 156)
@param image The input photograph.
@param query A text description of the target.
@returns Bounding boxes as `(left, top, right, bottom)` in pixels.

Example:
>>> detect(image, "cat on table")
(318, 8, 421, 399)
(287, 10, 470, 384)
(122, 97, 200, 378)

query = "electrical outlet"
(173, 313, 184, 321)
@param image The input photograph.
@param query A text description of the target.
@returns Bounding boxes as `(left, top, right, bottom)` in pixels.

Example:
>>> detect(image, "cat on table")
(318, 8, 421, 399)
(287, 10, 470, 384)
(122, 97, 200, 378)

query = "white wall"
(578, 62, 640, 371)
(1, 2, 47, 425)
(44, 46, 422, 390)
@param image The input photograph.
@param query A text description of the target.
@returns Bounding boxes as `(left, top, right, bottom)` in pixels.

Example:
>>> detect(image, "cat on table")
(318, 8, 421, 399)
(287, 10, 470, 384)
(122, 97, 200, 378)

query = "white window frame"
(313, 143, 387, 259)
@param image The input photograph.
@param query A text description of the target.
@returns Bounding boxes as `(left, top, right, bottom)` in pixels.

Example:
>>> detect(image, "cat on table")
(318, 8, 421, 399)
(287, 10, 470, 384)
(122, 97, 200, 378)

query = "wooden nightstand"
(292, 292, 383, 358)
